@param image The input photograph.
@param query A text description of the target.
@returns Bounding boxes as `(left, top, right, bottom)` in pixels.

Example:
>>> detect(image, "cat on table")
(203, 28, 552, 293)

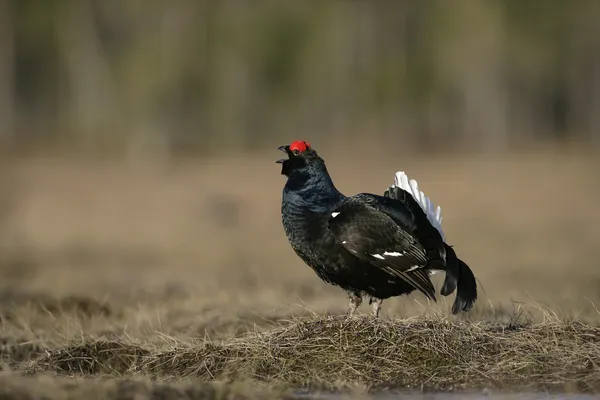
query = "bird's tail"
(389, 171, 477, 313)
(444, 244, 477, 314)
(393, 171, 445, 241)
(389, 171, 449, 277)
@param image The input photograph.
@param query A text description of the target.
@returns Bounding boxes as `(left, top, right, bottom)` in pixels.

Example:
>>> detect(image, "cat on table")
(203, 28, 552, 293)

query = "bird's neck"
(283, 165, 344, 212)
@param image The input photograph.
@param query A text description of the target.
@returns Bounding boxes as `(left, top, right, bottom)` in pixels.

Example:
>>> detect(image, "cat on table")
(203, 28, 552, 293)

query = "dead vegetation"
(144, 315, 600, 392)
(3, 313, 598, 395)
(28, 340, 150, 376)
(0, 153, 599, 398)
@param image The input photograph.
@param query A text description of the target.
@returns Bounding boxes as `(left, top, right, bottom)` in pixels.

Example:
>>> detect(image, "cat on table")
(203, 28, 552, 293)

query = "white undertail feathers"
(390, 171, 446, 241)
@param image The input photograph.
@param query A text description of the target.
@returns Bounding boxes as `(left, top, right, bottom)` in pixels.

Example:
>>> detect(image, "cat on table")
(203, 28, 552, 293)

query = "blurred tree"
(1, 0, 599, 156)
(0, 0, 15, 150)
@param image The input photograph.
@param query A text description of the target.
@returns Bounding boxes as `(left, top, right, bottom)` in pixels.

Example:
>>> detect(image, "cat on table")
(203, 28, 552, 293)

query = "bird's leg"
(347, 292, 363, 318)
(371, 298, 383, 318)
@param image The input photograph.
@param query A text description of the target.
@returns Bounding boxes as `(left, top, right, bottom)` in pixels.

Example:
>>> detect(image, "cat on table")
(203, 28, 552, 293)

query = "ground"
(0, 149, 599, 399)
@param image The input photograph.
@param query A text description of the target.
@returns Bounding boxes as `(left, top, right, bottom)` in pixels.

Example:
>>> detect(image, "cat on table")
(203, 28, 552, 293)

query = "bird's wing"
(353, 192, 447, 268)
(327, 198, 436, 300)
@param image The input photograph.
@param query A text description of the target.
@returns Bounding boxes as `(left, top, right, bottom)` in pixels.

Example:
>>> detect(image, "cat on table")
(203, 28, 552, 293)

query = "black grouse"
(277, 140, 477, 317)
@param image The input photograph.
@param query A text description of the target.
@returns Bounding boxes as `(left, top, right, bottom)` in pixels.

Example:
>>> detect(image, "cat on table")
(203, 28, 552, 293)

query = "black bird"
(277, 140, 477, 317)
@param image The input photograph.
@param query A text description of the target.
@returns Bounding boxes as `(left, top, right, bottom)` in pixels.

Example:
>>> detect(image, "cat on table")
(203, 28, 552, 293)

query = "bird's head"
(276, 140, 324, 177)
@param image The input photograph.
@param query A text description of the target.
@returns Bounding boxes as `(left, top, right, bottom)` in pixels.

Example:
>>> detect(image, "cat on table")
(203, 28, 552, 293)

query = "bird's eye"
(293, 149, 300, 155)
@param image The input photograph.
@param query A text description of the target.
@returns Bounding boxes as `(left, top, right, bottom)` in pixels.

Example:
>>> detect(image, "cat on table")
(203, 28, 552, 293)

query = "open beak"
(275, 145, 289, 164)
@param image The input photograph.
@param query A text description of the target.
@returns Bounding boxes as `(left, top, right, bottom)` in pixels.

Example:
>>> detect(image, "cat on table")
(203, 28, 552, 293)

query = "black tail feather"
(451, 258, 477, 314)
(442, 244, 477, 314)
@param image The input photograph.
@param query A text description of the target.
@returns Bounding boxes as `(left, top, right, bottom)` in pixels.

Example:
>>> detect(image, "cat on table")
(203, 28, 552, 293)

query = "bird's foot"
(371, 297, 383, 319)
(346, 292, 363, 319)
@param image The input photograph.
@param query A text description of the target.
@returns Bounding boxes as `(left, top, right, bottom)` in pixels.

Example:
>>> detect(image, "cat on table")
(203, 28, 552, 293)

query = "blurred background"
(2, 0, 600, 155)
(1, 0, 600, 320)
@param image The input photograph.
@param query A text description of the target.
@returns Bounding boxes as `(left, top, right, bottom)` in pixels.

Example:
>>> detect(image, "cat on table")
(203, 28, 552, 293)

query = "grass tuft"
(28, 340, 149, 376)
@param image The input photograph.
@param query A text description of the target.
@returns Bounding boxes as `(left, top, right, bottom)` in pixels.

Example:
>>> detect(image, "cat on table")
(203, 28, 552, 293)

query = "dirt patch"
(0, 372, 290, 400)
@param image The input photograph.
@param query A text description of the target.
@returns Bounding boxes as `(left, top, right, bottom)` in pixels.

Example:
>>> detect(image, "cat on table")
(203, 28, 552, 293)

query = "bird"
(277, 140, 477, 317)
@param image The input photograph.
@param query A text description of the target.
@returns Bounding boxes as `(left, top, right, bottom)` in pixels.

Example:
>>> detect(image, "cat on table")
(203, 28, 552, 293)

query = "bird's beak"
(276, 145, 289, 164)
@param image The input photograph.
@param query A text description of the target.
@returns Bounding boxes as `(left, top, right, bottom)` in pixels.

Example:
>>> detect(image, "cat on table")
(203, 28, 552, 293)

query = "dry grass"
(1, 150, 600, 398)
(4, 310, 600, 395)
(138, 314, 600, 392)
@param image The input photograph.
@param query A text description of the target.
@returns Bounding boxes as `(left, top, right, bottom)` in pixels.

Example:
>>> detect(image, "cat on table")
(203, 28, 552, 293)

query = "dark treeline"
(0, 0, 599, 157)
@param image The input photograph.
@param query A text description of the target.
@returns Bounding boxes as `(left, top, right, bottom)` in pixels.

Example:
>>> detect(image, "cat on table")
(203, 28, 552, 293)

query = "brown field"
(1, 149, 600, 399)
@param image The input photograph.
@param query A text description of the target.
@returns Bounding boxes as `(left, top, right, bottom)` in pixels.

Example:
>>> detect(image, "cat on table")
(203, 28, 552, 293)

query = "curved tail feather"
(452, 258, 477, 314)
(444, 244, 477, 314)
